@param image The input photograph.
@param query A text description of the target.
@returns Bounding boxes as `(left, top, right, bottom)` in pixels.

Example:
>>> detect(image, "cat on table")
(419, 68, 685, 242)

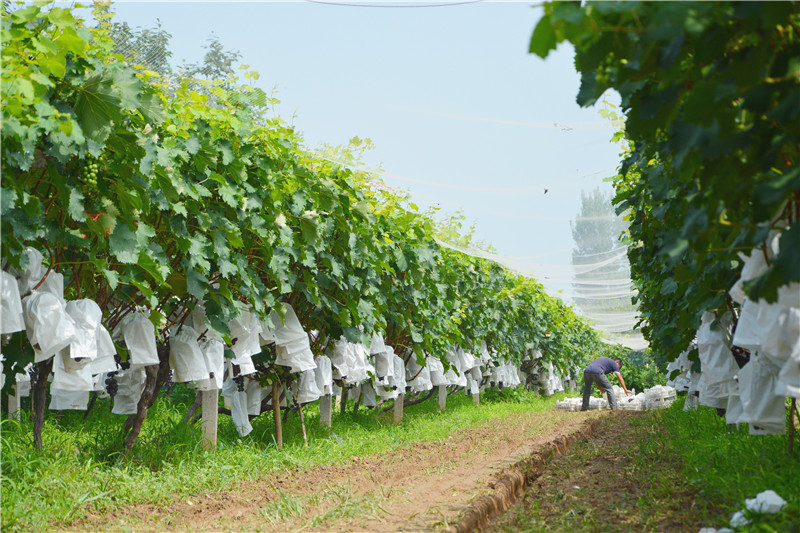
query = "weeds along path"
(76, 409, 610, 532)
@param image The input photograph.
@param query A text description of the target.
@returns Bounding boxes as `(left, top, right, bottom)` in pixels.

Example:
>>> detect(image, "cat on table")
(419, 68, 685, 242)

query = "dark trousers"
(581, 372, 616, 410)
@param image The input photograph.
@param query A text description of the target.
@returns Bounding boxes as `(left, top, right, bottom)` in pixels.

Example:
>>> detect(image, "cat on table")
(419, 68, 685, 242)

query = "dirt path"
(78, 409, 613, 532)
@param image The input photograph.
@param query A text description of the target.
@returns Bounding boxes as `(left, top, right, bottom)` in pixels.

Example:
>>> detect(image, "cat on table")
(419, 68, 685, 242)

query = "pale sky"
(104, 0, 625, 300)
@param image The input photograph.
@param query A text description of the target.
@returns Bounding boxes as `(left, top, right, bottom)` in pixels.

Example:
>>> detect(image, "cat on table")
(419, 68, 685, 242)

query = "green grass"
(0, 385, 561, 531)
(644, 396, 800, 532)
(495, 396, 800, 532)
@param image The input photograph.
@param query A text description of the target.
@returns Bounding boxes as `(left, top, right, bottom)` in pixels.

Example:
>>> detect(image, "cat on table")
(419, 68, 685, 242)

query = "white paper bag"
(23, 291, 78, 362)
(51, 348, 93, 392)
(406, 354, 433, 392)
(117, 311, 159, 366)
(373, 349, 394, 382)
(229, 310, 263, 360)
(761, 306, 800, 366)
(360, 383, 377, 407)
(112, 366, 147, 415)
(740, 357, 786, 435)
(314, 355, 333, 395)
(458, 347, 477, 372)
(1, 270, 25, 334)
(169, 325, 209, 382)
(428, 356, 447, 387)
(295, 368, 322, 404)
(65, 299, 103, 361)
(90, 326, 118, 375)
(49, 388, 89, 410)
(392, 354, 407, 393)
(221, 374, 253, 437)
(197, 339, 225, 391)
(15, 247, 46, 295)
(246, 378, 265, 416)
(271, 304, 316, 373)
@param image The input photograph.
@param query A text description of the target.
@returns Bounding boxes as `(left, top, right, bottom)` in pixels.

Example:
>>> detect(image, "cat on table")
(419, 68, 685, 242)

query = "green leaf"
(74, 73, 123, 146)
(67, 189, 85, 221)
(530, 16, 557, 58)
(186, 269, 208, 299)
(10, 5, 40, 24)
(0, 188, 17, 215)
(102, 269, 120, 290)
(109, 223, 139, 263)
(185, 136, 201, 155)
(138, 91, 164, 125)
(219, 141, 234, 166)
(110, 67, 143, 110)
(47, 7, 76, 29)
(166, 271, 187, 297)
(135, 222, 156, 247)
(218, 184, 238, 207)
(137, 251, 167, 284)
(53, 26, 84, 55)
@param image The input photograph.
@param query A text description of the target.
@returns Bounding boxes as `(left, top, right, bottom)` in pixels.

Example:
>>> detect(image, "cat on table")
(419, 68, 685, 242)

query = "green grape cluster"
(84, 157, 100, 188)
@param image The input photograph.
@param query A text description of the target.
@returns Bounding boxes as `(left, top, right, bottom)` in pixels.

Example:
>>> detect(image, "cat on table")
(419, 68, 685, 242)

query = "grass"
(646, 397, 800, 532)
(495, 395, 800, 532)
(0, 384, 561, 531)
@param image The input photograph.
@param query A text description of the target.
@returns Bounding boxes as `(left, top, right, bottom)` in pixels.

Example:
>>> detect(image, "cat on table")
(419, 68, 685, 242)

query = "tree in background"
(96, 6, 242, 87)
(178, 33, 242, 87)
(571, 187, 637, 338)
(106, 19, 173, 75)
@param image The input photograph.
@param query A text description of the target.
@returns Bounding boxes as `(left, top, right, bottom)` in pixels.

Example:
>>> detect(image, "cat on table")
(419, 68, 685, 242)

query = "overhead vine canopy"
(532, 1, 800, 362)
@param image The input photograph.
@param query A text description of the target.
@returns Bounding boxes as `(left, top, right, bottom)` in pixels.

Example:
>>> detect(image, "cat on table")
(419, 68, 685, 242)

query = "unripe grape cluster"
(84, 156, 101, 188)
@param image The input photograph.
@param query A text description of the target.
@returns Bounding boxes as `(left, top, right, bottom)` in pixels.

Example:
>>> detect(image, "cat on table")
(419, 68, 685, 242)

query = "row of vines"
(532, 1, 800, 437)
(0, 3, 601, 451)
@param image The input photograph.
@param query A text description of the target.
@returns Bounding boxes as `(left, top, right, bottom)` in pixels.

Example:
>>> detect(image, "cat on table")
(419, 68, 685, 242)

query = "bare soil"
(76, 410, 607, 532)
(75, 408, 707, 532)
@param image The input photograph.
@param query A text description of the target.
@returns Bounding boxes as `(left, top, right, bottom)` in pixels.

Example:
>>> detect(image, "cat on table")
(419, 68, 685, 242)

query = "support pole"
(438, 384, 447, 411)
(273, 381, 283, 449)
(393, 393, 404, 424)
(8, 387, 21, 421)
(201, 389, 218, 451)
(320, 394, 332, 428)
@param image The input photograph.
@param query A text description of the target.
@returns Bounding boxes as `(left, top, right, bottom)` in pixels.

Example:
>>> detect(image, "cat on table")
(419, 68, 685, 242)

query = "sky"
(102, 0, 628, 306)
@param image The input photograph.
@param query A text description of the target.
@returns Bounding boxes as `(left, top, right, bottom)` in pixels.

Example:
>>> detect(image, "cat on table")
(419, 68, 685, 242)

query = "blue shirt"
(584, 357, 619, 375)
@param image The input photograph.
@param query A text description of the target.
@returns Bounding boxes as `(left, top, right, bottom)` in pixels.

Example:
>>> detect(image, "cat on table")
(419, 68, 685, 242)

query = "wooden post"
(438, 384, 447, 411)
(8, 388, 20, 421)
(472, 392, 480, 406)
(320, 394, 332, 428)
(201, 389, 218, 450)
(272, 381, 283, 449)
(393, 393, 404, 424)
